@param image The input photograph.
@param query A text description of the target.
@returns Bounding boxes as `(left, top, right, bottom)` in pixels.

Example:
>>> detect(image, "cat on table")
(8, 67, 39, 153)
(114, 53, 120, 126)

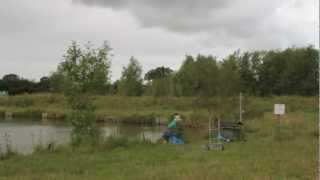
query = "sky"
(0, 0, 318, 81)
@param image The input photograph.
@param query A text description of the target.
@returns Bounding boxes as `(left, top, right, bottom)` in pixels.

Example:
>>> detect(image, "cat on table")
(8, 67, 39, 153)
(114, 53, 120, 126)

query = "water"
(0, 119, 169, 154)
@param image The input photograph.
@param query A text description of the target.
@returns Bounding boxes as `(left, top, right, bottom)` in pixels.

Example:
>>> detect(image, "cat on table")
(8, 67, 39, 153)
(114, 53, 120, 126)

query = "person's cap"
(175, 115, 182, 121)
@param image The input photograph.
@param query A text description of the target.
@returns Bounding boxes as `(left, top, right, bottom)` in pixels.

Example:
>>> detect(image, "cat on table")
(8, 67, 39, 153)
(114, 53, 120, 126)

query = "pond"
(0, 119, 205, 154)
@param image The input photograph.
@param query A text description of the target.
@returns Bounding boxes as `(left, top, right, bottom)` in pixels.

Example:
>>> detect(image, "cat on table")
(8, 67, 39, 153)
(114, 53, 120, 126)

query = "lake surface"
(0, 119, 205, 154)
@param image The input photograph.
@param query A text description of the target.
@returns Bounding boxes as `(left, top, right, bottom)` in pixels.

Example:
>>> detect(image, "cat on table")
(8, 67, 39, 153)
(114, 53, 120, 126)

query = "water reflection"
(0, 119, 167, 154)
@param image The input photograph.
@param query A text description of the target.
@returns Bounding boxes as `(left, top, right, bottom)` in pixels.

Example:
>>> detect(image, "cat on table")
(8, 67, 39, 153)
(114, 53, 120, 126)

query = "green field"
(0, 95, 318, 179)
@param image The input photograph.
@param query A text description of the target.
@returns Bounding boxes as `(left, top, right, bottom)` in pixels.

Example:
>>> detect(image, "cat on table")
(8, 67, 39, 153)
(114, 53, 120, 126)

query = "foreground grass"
(0, 111, 317, 180)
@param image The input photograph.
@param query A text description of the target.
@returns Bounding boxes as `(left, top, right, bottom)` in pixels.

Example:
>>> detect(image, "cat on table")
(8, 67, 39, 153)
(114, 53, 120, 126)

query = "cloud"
(73, 0, 319, 49)
(0, 0, 219, 80)
(0, 0, 317, 81)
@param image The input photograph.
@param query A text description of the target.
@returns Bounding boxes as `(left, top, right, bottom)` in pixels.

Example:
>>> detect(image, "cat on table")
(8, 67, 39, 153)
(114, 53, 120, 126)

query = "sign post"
(274, 104, 285, 141)
(274, 104, 285, 122)
(274, 104, 285, 116)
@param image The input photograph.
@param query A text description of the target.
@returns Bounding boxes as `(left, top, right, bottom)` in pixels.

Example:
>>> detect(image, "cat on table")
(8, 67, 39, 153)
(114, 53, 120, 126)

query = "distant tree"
(1, 74, 52, 94)
(236, 46, 318, 96)
(175, 55, 219, 97)
(219, 52, 240, 97)
(37, 76, 50, 92)
(174, 55, 196, 96)
(109, 80, 120, 95)
(1, 45, 318, 97)
(49, 71, 65, 93)
(1, 74, 16, 94)
(119, 57, 143, 96)
(0, 79, 6, 91)
(2, 74, 23, 95)
(279, 46, 318, 96)
(238, 52, 256, 94)
(145, 66, 173, 97)
(249, 51, 264, 95)
(144, 66, 173, 81)
(194, 55, 219, 97)
(3, 74, 19, 81)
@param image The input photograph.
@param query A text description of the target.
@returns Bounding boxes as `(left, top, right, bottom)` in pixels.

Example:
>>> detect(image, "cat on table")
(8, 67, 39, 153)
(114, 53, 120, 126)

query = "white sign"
(274, 104, 285, 115)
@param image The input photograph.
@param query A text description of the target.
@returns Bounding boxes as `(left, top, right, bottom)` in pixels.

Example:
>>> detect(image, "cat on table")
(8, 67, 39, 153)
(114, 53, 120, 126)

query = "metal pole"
(317, 10, 320, 179)
(318, 5, 320, 176)
(239, 92, 242, 123)
(218, 118, 221, 143)
(208, 117, 212, 145)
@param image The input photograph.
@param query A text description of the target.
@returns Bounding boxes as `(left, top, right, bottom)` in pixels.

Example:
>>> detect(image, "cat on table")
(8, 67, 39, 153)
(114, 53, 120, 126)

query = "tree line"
(0, 74, 50, 95)
(0, 43, 318, 97)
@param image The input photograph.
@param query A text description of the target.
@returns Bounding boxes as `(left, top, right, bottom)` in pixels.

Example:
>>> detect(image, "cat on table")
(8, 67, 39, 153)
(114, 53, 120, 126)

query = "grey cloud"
(73, 0, 232, 32)
(73, 0, 279, 36)
(73, 0, 318, 49)
(0, 0, 317, 81)
(73, 0, 230, 14)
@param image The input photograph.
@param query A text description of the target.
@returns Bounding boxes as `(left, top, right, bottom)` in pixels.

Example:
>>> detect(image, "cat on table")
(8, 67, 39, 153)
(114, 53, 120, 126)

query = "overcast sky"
(0, 0, 318, 81)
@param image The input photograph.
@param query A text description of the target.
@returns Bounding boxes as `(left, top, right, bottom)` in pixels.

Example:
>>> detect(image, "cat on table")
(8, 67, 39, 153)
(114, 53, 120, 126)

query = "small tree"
(58, 41, 112, 145)
(119, 57, 143, 96)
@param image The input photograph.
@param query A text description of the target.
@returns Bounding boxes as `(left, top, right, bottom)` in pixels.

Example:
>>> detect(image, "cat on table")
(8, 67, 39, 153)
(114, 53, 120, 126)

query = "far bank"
(0, 94, 317, 126)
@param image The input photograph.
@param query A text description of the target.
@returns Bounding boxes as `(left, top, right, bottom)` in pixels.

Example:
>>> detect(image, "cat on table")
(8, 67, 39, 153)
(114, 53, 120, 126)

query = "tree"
(175, 55, 219, 97)
(0, 79, 6, 91)
(3, 74, 19, 82)
(218, 52, 241, 97)
(238, 52, 255, 94)
(119, 57, 143, 96)
(144, 66, 173, 97)
(144, 66, 173, 81)
(2, 74, 19, 95)
(109, 80, 120, 95)
(236, 46, 318, 96)
(58, 41, 112, 145)
(49, 71, 65, 93)
(249, 51, 264, 95)
(174, 55, 195, 96)
(1, 74, 37, 95)
(279, 46, 318, 96)
(37, 76, 50, 92)
(194, 55, 219, 97)
(59, 41, 111, 95)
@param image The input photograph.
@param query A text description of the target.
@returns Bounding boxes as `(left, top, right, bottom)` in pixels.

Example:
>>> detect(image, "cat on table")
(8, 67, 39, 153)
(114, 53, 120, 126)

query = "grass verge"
(0, 109, 317, 180)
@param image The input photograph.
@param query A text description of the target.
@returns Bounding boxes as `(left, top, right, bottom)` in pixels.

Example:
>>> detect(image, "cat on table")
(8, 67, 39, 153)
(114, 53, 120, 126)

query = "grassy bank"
(0, 94, 317, 123)
(0, 109, 317, 179)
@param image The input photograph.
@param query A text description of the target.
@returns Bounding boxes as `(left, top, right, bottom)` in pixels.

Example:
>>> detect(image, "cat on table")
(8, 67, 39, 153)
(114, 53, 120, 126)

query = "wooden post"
(5, 112, 13, 119)
(277, 114, 281, 139)
(42, 113, 48, 121)
(274, 104, 285, 142)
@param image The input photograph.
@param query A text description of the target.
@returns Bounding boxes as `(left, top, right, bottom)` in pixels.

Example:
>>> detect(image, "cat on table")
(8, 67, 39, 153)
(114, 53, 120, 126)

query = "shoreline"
(0, 111, 208, 128)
